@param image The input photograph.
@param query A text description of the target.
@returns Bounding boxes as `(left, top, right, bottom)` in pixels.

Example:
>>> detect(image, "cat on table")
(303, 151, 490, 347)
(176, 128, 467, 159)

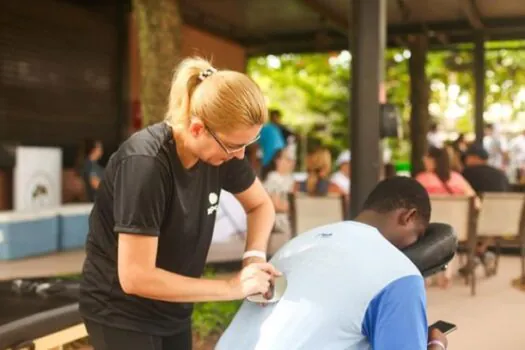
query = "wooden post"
(408, 34, 430, 176)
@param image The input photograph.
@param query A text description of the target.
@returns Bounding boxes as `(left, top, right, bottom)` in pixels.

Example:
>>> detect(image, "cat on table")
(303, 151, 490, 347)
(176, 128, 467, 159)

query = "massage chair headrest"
(402, 222, 458, 277)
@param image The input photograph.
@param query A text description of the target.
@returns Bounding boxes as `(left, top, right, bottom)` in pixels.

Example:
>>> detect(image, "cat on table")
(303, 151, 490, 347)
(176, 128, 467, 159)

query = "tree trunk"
(408, 35, 430, 176)
(133, 0, 182, 126)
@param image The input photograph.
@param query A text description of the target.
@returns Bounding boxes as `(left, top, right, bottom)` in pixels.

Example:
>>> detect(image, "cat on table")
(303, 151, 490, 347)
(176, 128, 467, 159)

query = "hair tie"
(198, 67, 217, 81)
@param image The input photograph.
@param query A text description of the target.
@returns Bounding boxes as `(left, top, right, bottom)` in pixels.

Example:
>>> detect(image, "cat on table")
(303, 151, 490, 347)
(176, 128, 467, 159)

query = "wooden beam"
(300, 0, 348, 33)
(435, 33, 449, 45)
(427, 29, 450, 45)
(32, 324, 88, 350)
(398, 0, 451, 45)
(460, 0, 484, 29)
(408, 35, 430, 177)
(394, 36, 408, 47)
(396, 0, 450, 47)
(395, 0, 411, 21)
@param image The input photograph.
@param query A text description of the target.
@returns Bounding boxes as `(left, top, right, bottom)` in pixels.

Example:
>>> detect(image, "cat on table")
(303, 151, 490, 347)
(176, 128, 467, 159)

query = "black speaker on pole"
(380, 103, 401, 139)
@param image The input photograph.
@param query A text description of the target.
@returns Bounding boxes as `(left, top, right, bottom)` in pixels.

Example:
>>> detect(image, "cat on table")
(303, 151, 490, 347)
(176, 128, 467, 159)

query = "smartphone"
(429, 320, 457, 335)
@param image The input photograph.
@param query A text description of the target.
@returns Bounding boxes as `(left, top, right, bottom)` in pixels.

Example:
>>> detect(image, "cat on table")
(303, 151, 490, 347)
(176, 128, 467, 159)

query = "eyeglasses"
(205, 124, 260, 155)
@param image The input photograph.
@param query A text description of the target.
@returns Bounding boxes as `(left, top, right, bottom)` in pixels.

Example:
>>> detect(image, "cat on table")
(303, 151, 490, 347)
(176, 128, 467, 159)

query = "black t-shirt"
(79, 122, 256, 335)
(462, 164, 510, 194)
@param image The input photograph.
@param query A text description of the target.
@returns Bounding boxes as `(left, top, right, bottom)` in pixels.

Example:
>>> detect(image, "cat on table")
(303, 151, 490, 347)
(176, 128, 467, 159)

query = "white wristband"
(428, 340, 446, 350)
(242, 250, 267, 261)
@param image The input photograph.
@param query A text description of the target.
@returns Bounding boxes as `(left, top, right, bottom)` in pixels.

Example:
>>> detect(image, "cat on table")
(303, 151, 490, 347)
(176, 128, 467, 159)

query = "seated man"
(461, 144, 510, 275)
(462, 144, 510, 193)
(216, 177, 447, 350)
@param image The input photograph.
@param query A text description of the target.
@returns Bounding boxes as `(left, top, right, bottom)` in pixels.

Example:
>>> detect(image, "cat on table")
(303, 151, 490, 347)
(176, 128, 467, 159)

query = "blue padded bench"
(58, 204, 92, 251)
(0, 210, 59, 260)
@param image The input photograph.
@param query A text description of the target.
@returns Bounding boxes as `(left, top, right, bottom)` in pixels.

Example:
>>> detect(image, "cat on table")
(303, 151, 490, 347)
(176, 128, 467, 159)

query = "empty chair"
(288, 193, 346, 236)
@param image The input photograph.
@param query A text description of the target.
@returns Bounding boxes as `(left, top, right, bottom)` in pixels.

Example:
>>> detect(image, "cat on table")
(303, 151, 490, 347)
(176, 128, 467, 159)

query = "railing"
(0, 303, 85, 350)
(0, 278, 85, 350)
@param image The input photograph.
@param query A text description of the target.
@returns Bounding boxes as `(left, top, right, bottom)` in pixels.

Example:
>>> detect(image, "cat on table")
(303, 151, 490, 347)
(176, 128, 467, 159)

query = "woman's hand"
(227, 262, 282, 299)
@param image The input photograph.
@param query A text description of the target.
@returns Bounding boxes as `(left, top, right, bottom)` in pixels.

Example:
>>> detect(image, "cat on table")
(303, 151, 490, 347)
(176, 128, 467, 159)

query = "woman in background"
(452, 133, 469, 165)
(261, 148, 296, 233)
(330, 150, 351, 196)
(296, 147, 340, 196)
(416, 147, 476, 197)
(445, 143, 464, 173)
(416, 146, 478, 288)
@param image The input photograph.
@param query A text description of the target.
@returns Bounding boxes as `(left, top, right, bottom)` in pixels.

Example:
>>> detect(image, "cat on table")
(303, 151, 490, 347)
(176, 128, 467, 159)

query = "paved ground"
(427, 256, 525, 350)
(1, 251, 524, 349)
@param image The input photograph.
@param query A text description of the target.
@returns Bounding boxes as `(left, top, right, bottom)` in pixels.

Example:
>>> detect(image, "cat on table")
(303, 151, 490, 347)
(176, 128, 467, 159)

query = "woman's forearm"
(124, 267, 236, 303)
(244, 198, 275, 252)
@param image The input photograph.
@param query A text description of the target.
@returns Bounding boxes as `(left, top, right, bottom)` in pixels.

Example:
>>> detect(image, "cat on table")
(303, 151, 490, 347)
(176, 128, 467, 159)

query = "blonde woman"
(79, 57, 280, 350)
(296, 148, 340, 195)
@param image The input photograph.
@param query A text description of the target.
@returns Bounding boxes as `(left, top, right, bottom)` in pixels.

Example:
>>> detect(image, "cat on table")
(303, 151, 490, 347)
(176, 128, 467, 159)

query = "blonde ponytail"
(165, 56, 267, 132)
(165, 57, 213, 127)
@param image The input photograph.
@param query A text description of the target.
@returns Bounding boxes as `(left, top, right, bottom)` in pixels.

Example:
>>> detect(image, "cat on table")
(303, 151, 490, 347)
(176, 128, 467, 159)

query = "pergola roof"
(179, 0, 525, 55)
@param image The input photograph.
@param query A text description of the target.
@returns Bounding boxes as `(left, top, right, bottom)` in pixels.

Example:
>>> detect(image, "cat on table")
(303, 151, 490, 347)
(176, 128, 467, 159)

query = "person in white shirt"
(483, 123, 508, 170)
(427, 123, 444, 149)
(508, 130, 525, 182)
(330, 150, 351, 195)
(261, 148, 296, 233)
(216, 177, 448, 350)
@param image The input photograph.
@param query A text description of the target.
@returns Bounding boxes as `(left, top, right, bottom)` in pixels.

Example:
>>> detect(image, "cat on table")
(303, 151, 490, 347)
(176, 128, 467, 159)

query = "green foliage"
(386, 138, 411, 163)
(385, 49, 410, 118)
(248, 41, 525, 162)
(247, 53, 351, 152)
(192, 299, 242, 338)
(192, 268, 242, 338)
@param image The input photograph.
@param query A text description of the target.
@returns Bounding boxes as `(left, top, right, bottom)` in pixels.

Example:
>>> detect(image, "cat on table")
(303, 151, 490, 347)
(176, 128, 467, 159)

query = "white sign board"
(14, 146, 62, 211)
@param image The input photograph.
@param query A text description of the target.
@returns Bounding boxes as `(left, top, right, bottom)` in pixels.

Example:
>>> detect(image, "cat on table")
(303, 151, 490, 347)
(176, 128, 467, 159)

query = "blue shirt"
(258, 122, 285, 166)
(216, 221, 428, 350)
(82, 159, 104, 202)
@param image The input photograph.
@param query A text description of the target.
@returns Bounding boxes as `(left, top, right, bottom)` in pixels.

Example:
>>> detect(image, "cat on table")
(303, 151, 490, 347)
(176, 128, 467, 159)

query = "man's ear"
(399, 208, 417, 226)
(188, 119, 205, 137)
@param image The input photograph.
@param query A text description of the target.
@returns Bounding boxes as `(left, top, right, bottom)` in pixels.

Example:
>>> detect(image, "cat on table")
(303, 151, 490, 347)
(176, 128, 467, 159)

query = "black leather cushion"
(402, 222, 458, 277)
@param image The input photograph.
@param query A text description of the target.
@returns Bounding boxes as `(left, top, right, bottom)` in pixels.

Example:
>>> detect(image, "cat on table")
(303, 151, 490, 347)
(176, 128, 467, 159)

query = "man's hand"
(428, 328, 448, 349)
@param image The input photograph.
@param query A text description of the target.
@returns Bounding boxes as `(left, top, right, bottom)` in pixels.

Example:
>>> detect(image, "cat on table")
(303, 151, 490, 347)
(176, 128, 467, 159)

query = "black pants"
(84, 319, 192, 350)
